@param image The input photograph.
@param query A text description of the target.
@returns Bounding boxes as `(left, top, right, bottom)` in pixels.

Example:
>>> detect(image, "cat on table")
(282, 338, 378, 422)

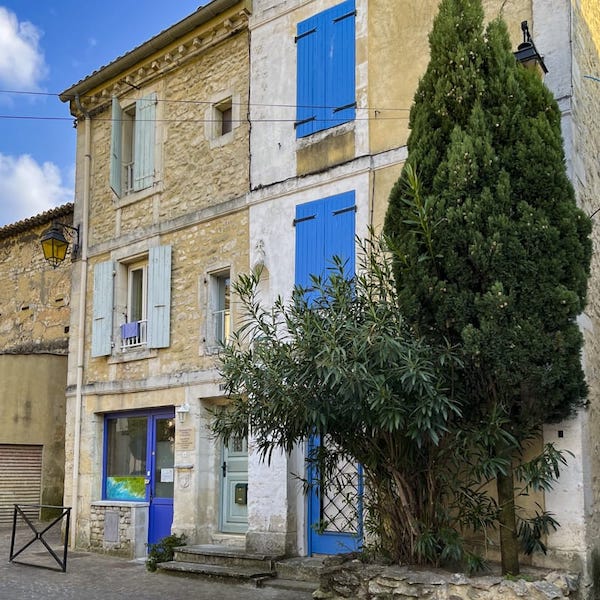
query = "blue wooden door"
(148, 413, 175, 545)
(294, 191, 363, 554)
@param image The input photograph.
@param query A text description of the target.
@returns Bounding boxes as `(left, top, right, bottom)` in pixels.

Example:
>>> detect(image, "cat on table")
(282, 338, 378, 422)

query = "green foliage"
(216, 236, 503, 568)
(384, 0, 591, 574)
(146, 533, 186, 572)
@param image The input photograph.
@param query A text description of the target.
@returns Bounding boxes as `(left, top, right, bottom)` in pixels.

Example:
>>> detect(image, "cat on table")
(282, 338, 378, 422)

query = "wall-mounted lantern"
(176, 402, 190, 424)
(40, 222, 80, 268)
(514, 21, 548, 75)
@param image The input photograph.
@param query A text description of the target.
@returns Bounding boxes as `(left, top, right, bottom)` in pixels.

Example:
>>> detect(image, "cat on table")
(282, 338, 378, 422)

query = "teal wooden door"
(220, 437, 248, 533)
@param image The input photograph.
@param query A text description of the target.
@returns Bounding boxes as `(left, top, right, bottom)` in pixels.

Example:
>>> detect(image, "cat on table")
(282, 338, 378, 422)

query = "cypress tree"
(384, 0, 592, 574)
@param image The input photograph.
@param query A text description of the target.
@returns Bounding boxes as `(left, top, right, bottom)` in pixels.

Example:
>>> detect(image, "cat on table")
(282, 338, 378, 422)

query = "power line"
(0, 88, 412, 113)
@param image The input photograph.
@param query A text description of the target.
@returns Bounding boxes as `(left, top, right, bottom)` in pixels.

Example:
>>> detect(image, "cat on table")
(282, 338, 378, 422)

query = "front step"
(173, 544, 284, 569)
(157, 544, 285, 586)
(156, 560, 274, 586)
(274, 555, 327, 582)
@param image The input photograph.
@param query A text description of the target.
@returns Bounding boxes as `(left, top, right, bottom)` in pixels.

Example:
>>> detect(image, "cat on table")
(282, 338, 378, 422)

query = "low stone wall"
(315, 561, 580, 600)
(89, 501, 148, 559)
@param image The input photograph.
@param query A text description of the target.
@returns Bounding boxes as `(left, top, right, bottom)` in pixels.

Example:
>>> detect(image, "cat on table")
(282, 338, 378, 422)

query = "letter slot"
(234, 483, 248, 505)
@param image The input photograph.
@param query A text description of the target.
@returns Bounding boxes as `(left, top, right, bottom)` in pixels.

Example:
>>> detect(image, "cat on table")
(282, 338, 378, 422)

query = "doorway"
(104, 409, 175, 546)
(220, 437, 248, 533)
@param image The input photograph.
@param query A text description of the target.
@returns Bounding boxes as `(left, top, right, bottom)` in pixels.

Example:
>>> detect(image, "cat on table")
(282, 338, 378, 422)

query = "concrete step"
(275, 556, 327, 582)
(156, 560, 274, 586)
(173, 544, 284, 570)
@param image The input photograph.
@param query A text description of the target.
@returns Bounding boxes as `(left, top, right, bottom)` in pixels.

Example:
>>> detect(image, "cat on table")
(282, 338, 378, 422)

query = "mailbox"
(234, 483, 248, 505)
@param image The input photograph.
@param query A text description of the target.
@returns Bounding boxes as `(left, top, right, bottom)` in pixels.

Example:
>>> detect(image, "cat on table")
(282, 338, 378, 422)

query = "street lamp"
(514, 21, 548, 75)
(40, 222, 80, 268)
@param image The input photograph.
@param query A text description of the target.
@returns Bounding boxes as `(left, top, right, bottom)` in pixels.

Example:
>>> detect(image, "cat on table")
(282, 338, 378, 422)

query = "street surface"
(0, 526, 313, 600)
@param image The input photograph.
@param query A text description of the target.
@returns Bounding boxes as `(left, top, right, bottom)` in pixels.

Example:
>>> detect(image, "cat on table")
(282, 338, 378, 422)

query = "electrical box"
(234, 483, 248, 505)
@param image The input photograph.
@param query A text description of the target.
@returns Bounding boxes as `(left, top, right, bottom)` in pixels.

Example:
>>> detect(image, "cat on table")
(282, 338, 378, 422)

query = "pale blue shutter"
(327, 1, 356, 129)
(147, 245, 171, 348)
(92, 261, 114, 357)
(133, 93, 156, 191)
(110, 97, 122, 197)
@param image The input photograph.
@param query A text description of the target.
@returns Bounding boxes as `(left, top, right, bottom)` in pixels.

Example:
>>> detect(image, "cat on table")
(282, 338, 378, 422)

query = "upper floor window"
(110, 93, 157, 197)
(295, 0, 356, 138)
(204, 269, 231, 351)
(91, 245, 172, 357)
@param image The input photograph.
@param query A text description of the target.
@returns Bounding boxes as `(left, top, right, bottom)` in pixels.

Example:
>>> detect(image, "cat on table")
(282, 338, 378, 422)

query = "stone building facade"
(58, 0, 600, 596)
(0, 204, 72, 524)
(59, 0, 251, 558)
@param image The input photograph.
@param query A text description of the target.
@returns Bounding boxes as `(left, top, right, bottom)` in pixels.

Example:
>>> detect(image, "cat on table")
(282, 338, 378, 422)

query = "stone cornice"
(61, 1, 250, 119)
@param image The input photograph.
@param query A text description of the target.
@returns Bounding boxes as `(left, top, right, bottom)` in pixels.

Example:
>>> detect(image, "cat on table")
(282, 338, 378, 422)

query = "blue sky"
(0, 2, 205, 227)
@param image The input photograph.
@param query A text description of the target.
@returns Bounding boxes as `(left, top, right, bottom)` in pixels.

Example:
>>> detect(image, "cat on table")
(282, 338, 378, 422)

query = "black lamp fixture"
(40, 221, 80, 268)
(514, 21, 548, 75)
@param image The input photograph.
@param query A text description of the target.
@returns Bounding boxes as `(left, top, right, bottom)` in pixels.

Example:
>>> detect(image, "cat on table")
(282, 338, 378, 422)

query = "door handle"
(222, 461, 227, 477)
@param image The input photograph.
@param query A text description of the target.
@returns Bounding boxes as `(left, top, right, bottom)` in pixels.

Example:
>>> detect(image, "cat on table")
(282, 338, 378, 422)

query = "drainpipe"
(70, 94, 91, 548)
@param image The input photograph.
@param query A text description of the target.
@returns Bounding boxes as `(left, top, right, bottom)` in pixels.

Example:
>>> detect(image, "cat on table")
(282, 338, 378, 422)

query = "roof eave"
(59, 0, 244, 103)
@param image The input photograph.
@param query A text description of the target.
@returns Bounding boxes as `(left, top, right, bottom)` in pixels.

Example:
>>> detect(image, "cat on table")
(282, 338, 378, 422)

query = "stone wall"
(316, 561, 580, 600)
(89, 502, 148, 559)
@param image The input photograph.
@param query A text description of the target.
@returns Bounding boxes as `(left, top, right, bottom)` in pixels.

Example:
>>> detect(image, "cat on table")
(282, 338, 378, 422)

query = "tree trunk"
(497, 468, 520, 575)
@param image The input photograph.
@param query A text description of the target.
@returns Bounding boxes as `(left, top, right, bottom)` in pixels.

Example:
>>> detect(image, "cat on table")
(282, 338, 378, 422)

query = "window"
(206, 94, 240, 147)
(217, 99, 233, 136)
(110, 93, 157, 197)
(91, 245, 172, 357)
(105, 416, 148, 501)
(205, 270, 231, 349)
(295, 0, 356, 138)
(121, 261, 148, 350)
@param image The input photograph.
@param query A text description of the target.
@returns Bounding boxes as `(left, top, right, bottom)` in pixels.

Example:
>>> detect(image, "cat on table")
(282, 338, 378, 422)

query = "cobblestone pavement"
(1, 526, 314, 600)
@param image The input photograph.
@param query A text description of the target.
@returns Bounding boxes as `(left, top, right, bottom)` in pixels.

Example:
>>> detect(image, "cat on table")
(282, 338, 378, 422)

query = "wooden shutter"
(295, 11, 325, 138)
(327, 1, 356, 128)
(92, 260, 114, 357)
(147, 245, 172, 349)
(110, 97, 123, 197)
(0, 445, 42, 526)
(295, 192, 356, 302)
(324, 191, 356, 278)
(133, 93, 157, 191)
(295, 1, 355, 137)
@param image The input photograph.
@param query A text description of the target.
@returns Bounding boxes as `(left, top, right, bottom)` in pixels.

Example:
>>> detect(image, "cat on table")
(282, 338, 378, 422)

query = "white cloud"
(0, 7, 47, 89)
(0, 154, 72, 226)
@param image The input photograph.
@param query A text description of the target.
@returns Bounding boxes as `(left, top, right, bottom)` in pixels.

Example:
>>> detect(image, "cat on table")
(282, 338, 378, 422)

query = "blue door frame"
(307, 437, 363, 555)
(103, 409, 175, 546)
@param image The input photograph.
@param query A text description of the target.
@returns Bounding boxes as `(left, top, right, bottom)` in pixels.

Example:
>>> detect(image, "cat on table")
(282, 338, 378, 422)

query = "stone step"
(275, 556, 328, 582)
(156, 560, 275, 586)
(260, 578, 320, 593)
(173, 544, 284, 570)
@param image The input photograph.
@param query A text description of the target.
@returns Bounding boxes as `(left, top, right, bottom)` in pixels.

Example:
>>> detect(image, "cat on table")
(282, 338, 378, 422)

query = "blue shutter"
(295, 1, 355, 138)
(295, 192, 355, 302)
(92, 261, 114, 357)
(324, 191, 356, 279)
(133, 93, 156, 191)
(327, 1, 356, 129)
(295, 12, 325, 138)
(147, 245, 171, 349)
(110, 97, 122, 197)
(295, 200, 324, 304)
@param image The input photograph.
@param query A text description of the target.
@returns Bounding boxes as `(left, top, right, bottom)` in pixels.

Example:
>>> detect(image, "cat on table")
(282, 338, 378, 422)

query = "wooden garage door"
(0, 445, 42, 526)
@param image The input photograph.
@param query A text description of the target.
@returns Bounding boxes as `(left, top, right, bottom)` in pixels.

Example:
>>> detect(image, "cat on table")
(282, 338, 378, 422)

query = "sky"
(0, 1, 206, 227)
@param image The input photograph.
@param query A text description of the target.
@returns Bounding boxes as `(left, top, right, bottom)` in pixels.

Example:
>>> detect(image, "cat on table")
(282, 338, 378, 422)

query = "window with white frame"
(110, 93, 157, 197)
(121, 260, 148, 349)
(206, 270, 231, 349)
